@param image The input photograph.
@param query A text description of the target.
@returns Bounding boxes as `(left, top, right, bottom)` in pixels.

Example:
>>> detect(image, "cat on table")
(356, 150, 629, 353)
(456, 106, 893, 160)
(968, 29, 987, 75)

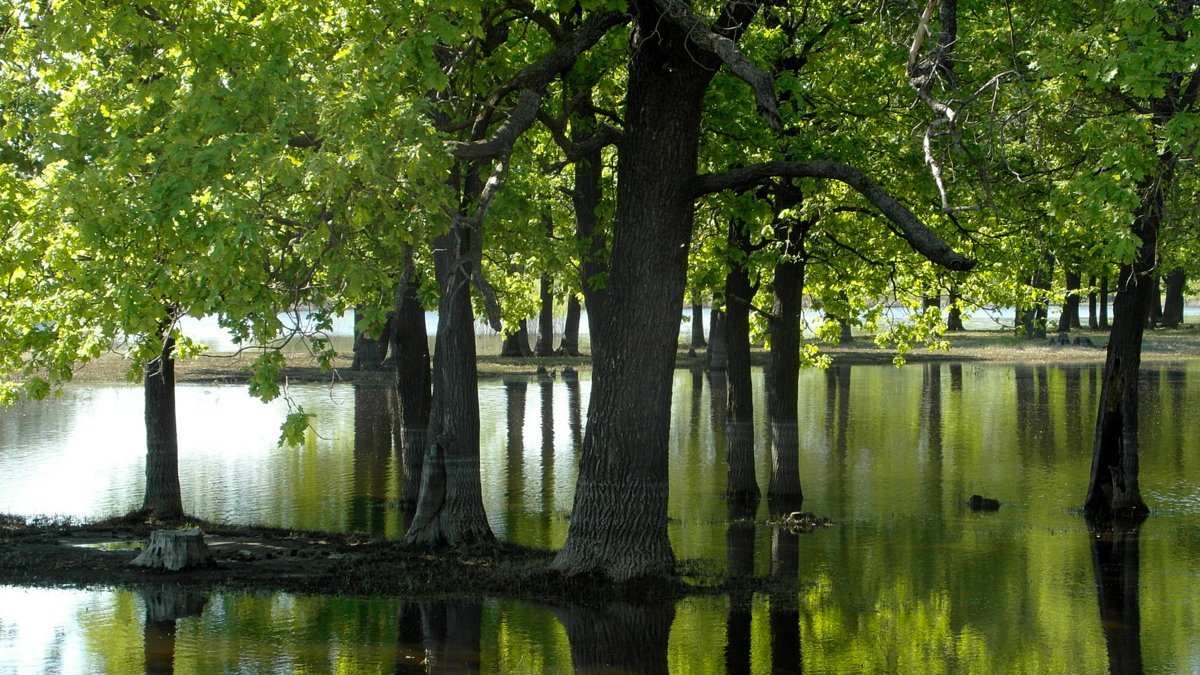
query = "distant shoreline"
(54, 327, 1200, 386)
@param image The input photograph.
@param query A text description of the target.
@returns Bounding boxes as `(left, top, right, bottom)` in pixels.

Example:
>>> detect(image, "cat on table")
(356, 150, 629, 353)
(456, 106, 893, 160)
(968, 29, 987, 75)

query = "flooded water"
(3, 362, 1200, 672)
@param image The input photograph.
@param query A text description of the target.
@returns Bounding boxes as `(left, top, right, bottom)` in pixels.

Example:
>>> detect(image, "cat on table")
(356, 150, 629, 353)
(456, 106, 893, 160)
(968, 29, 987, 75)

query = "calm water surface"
(2, 362, 1200, 672)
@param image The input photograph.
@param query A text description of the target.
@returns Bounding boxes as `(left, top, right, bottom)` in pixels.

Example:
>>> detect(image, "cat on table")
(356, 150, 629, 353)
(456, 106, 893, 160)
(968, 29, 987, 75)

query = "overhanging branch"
(692, 161, 976, 271)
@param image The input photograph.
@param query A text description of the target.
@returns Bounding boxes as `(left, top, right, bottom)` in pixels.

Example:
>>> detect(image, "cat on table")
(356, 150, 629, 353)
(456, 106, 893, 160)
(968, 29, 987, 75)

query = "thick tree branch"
(446, 10, 627, 160)
(692, 161, 976, 271)
(648, 0, 782, 131)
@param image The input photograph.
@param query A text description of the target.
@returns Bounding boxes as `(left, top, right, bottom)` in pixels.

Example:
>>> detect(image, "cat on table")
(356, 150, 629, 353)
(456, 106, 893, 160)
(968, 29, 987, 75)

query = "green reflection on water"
(4, 362, 1200, 672)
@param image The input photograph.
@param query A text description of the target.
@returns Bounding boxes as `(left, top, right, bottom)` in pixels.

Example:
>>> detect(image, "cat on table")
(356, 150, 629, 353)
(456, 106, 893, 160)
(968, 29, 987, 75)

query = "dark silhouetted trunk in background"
(569, 83, 610, 351)
(394, 274, 431, 509)
(1087, 519, 1145, 675)
(1161, 268, 1185, 328)
(557, 602, 675, 674)
(946, 289, 965, 331)
(1100, 275, 1110, 328)
(1060, 269, 1082, 333)
(1147, 275, 1163, 328)
(406, 222, 494, 545)
(767, 186, 809, 509)
(501, 321, 534, 357)
(143, 329, 183, 519)
(351, 307, 389, 370)
(1083, 171, 1164, 522)
(551, 4, 718, 579)
(536, 215, 556, 356)
(706, 306, 728, 369)
(559, 295, 582, 355)
(1017, 258, 1052, 339)
(691, 296, 707, 350)
(1088, 277, 1099, 329)
(725, 218, 760, 506)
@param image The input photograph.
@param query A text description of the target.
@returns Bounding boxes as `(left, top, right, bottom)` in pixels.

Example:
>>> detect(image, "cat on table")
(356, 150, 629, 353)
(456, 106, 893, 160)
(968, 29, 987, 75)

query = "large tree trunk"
(1083, 174, 1163, 522)
(394, 274, 431, 510)
(1161, 267, 1186, 328)
(766, 188, 808, 509)
(558, 294, 582, 356)
(143, 330, 183, 519)
(724, 219, 759, 506)
(551, 5, 716, 580)
(405, 225, 494, 545)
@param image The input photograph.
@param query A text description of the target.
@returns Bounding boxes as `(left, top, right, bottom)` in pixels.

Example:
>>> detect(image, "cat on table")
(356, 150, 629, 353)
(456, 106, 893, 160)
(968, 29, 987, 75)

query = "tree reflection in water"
(141, 586, 207, 675)
(1088, 518, 1145, 675)
(394, 599, 483, 673)
(557, 601, 674, 674)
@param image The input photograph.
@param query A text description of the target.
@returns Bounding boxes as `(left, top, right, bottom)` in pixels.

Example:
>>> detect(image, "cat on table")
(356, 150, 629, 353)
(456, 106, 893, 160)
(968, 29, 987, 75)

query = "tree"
(551, 0, 973, 581)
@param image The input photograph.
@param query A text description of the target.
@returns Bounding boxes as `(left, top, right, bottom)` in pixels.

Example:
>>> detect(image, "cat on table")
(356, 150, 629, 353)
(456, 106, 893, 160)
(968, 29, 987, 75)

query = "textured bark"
(1083, 174, 1163, 522)
(1088, 519, 1145, 675)
(143, 332, 183, 519)
(725, 220, 759, 506)
(690, 297, 707, 349)
(1161, 268, 1186, 328)
(394, 276, 431, 509)
(132, 529, 214, 571)
(406, 227, 494, 546)
(551, 2, 719, 580)
(557, 602, 675, 674)
(558, 294, 582, 356)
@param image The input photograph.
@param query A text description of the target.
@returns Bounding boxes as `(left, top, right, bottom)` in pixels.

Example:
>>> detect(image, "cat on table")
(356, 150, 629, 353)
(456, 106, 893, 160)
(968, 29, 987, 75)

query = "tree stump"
(131, 528, 215, 572)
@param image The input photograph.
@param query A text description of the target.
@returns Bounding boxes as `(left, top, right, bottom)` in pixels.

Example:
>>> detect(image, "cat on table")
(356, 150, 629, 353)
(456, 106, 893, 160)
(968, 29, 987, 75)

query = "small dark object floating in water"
(968, 495, 1001, 511)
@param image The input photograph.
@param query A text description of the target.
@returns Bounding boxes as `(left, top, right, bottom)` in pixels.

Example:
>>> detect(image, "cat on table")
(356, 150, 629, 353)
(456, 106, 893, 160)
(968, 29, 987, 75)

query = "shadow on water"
(1087, 518, 1145, 675)
(395, 599, 483, 673)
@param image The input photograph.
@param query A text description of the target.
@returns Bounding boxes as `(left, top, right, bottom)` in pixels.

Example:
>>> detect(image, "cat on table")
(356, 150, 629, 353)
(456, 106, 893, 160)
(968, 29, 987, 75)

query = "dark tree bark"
(725, 219, 760, 506)
(1161, 267, 1186, 328)
(406, 224, 495, 545)
(500, 320, 534, 357)
(1100, 274, 1110, 329)
(569, 85, 610, 349)
(946, 289, 965, 331)
(1060, 269, 1082, 333)
(1017, 257, 1052, 339)
(706, 307, 728, 370)
(1088, 277, 1099, 329)
(766, 186, 809, 510)
(505, 379, 527, 541)
(351, 307, 389, 371)
(690, 296, 707, 349)
(1087, 519, 1145, 675)
(1083, 172, 1164, 522)
(724, 504, 755, 675)
(536, 216, 556, 356)
(143, 330, 183, 519)
(551, 1, 720, 580)
(558, 294, 583, 356)
(1147, 274, 1164, 328)
(394, 273, 432, 510)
